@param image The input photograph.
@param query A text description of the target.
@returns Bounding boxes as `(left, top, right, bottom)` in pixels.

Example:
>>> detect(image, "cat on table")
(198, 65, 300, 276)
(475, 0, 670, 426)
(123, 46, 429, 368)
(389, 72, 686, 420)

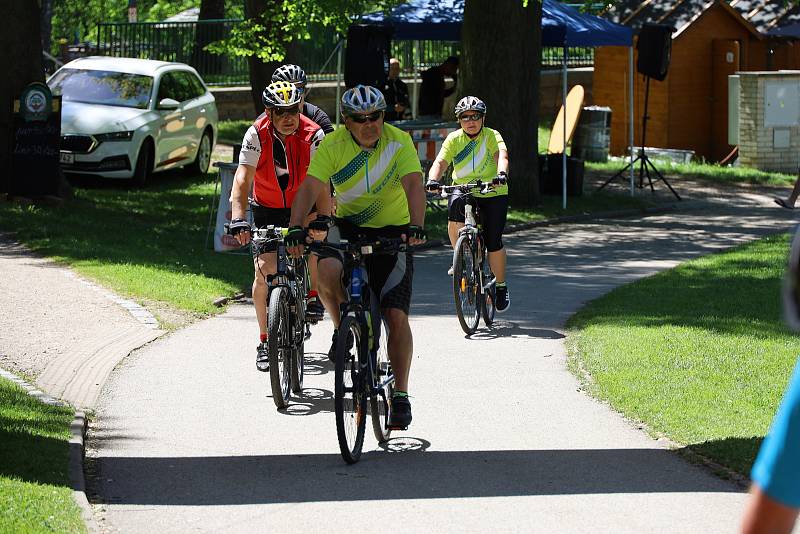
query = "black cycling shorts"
(318, 218, 414, 314)
(448, 194, 508, 252)
(251, 205, 291, 252)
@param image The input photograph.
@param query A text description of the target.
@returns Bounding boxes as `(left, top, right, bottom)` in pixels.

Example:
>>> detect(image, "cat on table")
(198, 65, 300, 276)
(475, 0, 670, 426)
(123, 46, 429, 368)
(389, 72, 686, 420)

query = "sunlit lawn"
(568, 234, 798, 474)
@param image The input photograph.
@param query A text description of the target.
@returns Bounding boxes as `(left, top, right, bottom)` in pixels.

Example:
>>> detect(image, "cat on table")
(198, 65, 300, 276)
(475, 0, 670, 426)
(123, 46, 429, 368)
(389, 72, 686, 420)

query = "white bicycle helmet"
(272, 64, 307, 87)
(454, 96, 487, 117)
(262, 81, 303, 108)
(341, 85, 387, 115)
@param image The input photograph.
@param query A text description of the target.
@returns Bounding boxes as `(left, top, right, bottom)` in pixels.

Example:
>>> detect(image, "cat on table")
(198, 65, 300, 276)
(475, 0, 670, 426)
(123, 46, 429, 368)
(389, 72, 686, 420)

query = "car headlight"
(95, 131, 134, 142)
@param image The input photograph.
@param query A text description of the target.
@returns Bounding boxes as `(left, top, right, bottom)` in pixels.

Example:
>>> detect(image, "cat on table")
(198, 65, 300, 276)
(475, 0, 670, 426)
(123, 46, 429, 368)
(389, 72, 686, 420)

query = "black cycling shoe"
(256, 341, 269, 372)
(327, 329, 354, 362)
(496, 285, 510, 313)
(388, 395, 412, 429)
(305, 297, 324, 322)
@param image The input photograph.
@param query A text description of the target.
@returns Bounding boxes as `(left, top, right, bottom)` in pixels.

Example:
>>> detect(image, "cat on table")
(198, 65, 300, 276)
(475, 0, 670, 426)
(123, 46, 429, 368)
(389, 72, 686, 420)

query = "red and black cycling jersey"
(239, 113, 324, 208)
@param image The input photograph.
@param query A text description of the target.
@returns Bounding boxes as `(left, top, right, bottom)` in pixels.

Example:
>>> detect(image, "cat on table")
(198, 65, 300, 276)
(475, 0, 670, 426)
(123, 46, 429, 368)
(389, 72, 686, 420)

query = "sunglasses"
(459, 113, 483, 122)
(272, 105, 301, 117)
(348, 111, 384, 123)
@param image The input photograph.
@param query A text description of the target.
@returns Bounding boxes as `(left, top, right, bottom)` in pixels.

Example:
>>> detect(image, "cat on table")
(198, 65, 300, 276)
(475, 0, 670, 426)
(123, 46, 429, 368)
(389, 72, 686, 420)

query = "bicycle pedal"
(386, 424, 408, 431)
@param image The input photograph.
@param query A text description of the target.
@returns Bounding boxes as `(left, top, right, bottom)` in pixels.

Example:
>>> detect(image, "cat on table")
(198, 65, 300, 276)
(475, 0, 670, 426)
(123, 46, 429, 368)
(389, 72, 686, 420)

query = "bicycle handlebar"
(436, 180, 495, 197)
(308, 236, 408, 256)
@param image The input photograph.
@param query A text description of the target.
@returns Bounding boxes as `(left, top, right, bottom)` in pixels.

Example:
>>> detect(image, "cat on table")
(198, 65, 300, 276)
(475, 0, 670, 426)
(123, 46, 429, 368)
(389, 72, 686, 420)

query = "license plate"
(59, 151, 74, 164)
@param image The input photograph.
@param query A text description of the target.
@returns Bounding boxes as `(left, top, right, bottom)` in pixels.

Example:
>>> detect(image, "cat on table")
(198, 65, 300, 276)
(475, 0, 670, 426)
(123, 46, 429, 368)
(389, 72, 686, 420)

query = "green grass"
(217, 119, 252, 145)
(0, 377, 85, 533)
(567, 233, 799, 474)
(0, 172, 251, 324)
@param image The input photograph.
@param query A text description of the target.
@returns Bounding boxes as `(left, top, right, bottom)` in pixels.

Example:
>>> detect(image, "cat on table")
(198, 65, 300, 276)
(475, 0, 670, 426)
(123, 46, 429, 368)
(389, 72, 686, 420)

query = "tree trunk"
(40, 0, 54, 56)
(194, 0, 226, 77)
(2, 0, 44, 192)
(244, 0, 281, 114)
(461, 0, 541, 207)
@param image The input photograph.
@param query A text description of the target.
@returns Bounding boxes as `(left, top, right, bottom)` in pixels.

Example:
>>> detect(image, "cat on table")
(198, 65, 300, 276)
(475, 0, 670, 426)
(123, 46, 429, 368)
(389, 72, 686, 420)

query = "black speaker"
(636, 23, 673, 81)
(345, 25, 393, 89)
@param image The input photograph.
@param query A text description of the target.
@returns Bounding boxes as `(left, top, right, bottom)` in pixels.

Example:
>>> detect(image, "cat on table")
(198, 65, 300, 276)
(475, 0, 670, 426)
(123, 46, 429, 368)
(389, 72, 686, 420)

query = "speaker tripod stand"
(597, 75, 681, 200)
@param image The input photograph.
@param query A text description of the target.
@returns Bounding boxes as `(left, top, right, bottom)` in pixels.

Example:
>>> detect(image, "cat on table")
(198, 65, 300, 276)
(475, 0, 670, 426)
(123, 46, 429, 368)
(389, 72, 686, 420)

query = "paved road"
(88, 190, 797, 533)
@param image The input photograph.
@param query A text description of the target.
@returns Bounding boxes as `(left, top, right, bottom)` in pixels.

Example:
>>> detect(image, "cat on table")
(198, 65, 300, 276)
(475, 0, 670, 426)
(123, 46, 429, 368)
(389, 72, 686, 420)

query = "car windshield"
(48, 68, 153, 109)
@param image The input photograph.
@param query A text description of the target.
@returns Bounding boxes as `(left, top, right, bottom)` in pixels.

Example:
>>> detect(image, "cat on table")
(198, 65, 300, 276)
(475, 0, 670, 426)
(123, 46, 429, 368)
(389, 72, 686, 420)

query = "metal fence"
(95, 20, 595, 86)
(96, 19, 249, 85)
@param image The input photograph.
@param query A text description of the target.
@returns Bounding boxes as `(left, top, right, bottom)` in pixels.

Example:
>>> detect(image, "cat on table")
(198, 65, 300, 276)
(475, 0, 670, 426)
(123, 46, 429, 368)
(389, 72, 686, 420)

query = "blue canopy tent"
(356, 0, 635, 206)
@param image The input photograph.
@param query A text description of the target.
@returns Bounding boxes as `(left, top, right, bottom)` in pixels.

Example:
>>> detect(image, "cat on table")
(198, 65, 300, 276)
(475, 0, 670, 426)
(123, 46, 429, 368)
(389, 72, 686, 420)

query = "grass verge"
(0, 377, 85, 533)
(0, 172, 251, 325)
(567, 233, 799, 475)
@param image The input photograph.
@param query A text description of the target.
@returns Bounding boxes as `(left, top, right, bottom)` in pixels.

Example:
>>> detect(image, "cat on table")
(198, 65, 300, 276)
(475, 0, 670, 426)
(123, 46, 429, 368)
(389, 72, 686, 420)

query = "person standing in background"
(418, 56, 459, 119)
(384, 58, 410, 121)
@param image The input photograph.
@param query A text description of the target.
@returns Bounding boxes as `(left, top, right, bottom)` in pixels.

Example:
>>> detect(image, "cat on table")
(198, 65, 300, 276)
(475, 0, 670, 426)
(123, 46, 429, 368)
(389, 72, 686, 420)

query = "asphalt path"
(88, 193, 797, 533)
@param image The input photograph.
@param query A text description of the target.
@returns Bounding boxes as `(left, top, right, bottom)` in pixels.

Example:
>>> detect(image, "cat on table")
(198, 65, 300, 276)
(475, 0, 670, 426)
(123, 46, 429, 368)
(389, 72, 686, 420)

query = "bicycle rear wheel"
(480, 244, 496, 327)
(268, 287, 292, 409)
(335, 316, 367, 463)
(370, 319, 393, 443)
(453, 234, 481, 334)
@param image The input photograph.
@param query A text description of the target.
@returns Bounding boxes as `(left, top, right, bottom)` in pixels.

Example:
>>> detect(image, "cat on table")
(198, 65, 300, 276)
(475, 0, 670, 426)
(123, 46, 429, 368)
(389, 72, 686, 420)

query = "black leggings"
(448, 194, 508, 252)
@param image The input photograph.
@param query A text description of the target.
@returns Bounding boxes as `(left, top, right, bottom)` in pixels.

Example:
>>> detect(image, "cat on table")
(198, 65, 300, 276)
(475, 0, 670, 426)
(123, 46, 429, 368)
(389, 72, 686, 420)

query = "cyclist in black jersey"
(272, 64, 334, 135)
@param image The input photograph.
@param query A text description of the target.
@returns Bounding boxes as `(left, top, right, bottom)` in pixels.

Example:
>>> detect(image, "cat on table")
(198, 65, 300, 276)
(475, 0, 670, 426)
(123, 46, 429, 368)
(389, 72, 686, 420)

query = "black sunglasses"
(348, 111, 384, 123)
(459, 113, 483, 122)
(272, 105, 301, 117)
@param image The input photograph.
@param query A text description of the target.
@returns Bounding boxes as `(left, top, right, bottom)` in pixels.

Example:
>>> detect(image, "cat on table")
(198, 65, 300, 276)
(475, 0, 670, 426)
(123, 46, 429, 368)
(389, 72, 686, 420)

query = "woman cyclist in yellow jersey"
(425, 96, 511, 312)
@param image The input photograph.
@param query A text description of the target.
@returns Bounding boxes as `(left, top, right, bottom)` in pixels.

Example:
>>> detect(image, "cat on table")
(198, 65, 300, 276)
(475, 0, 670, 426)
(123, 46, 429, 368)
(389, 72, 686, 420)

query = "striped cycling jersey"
(436, 127, 508, 198)
(307, 123, 422, 228)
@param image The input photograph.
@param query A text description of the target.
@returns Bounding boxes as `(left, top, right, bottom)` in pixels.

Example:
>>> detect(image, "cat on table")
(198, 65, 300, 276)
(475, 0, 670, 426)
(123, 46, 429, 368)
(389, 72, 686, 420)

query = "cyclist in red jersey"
(228, 81, 330, 372)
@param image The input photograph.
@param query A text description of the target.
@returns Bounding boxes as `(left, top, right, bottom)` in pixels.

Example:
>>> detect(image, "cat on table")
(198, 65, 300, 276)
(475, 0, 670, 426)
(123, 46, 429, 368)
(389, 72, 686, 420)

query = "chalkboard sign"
(9, 82, 61, 197)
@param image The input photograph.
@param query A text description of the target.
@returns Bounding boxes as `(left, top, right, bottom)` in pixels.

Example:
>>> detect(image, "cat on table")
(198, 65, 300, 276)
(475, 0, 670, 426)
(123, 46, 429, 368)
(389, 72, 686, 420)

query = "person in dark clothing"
(272, 64, 334, 134)
(418, 56, 459, 118)
(384, 58, 410, 122)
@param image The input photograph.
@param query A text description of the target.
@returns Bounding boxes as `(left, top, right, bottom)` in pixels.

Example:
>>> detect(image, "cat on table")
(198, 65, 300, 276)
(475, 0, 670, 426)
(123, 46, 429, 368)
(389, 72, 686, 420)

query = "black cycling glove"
(284, 225, 306, 248)
(493, 172, 508, 186)
(408, 225, 427, 242)
(227, 218, 250, 236)
(308, 215, 332, 232)
(425, 180, 440, 192)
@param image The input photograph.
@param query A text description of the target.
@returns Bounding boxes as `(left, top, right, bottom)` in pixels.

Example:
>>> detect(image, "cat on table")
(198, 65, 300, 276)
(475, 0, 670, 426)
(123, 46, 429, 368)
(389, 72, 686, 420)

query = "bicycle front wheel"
(335, 316, 367, 464)
(268, 286, 292, 409)
(453, 234, 481, 334)
(370, 319, 393, 443)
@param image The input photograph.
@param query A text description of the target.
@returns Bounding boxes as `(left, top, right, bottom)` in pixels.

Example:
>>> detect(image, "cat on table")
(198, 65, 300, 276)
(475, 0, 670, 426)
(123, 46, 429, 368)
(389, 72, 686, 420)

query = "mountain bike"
(439, 181, 497, 335)
(250, 225, 313, 409)
(310, 237, 404, 464)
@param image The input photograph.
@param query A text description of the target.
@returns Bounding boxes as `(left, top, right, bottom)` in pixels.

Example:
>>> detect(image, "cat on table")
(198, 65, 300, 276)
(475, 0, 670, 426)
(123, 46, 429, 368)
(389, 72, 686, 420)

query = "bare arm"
(230, 164, 256, 221)
(497, 149, 509, 175)
(426, 158, 449, 183)
(741, 485, 799, 534)
(289, 175, 326, 228)
(313, 179, 332, 218)
(401, 171, 426, 230)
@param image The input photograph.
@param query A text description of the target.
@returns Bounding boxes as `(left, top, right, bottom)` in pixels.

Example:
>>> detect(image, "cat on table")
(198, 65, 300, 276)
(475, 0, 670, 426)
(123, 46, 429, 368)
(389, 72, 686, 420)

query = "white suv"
(48, 56, 218, 185)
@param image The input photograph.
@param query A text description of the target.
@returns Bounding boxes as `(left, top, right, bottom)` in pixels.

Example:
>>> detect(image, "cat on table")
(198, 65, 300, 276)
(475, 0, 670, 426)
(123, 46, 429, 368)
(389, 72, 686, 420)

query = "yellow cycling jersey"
(307, 123, 422, 228)
(436, 127, 508, 197)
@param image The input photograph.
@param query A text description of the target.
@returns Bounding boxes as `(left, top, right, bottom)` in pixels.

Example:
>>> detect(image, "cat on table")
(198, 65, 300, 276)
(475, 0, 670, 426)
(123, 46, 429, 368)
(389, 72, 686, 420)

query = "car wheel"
(186, 129, 212, 175)
(132, 140, 153, 188)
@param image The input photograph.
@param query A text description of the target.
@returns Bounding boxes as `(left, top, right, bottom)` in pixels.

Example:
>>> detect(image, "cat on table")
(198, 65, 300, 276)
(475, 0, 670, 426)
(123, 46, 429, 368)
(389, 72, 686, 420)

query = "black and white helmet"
(454, 96, 487, 117)
(341, 85, 387, 115)
(272, 64, 307, 87)
(262, 81, 303, 108)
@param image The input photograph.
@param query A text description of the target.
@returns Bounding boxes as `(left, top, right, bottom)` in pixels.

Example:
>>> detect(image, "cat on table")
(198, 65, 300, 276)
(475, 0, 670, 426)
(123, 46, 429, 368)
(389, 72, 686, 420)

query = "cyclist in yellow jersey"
(426, 96, 511, 312)
(286, 85, 427, 429)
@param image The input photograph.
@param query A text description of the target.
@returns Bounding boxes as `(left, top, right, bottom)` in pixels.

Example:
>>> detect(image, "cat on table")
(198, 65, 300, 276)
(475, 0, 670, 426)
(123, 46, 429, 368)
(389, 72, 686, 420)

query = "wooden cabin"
(594, 0, 800, 162)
